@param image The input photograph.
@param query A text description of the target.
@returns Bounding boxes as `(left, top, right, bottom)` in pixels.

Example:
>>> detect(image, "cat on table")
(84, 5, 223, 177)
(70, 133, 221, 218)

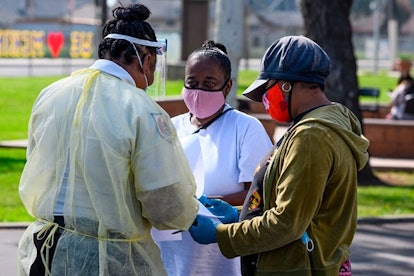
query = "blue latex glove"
(189, 215, 220, 244)
(198, 194, 210, 206)
(198, 195, 239, 224)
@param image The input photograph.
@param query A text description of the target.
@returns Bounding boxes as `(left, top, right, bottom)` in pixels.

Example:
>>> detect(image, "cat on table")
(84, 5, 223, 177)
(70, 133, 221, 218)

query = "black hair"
(98, 4, 157, 64)
(202, 40, 228, 54)
(398, 73, 413, 85)
(398, 73, 414, 96)
(188, 40, 232, 80)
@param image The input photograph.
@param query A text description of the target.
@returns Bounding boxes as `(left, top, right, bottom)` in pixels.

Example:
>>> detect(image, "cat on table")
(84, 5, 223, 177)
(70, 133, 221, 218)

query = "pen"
(172, 217, 199, 234)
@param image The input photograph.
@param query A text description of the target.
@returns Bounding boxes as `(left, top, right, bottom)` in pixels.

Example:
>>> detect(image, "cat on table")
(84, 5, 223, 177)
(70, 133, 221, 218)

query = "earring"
(281, 82, 292, 93)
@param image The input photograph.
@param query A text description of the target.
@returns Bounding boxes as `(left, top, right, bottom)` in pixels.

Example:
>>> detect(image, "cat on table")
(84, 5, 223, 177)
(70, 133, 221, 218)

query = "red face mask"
(262, 83, 292, 123)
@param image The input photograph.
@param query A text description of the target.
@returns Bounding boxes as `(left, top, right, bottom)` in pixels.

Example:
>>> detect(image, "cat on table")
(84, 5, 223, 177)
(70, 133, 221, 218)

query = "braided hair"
(188, 40, 232, 80)
(98, 4, 157, 64)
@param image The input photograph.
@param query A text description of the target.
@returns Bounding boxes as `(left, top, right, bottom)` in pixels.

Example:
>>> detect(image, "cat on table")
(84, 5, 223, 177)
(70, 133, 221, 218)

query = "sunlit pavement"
(351, 217, 414, 276)
(1, 217, 414, 275)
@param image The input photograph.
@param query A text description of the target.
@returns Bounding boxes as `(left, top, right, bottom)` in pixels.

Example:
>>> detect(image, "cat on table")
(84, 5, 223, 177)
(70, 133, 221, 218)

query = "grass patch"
(238, 70, 261, 93)
(0, 76, 62, 140)
(358, 185, 414, 217)
(238, 70, 398, 104)
(165, 79, 185, 96)
(0, 72, 412, 222)
(357, 72, 397, 104)
(0, 149, 31, 222)
(357, 171, 414, 218)
(1, 146, 413, 222)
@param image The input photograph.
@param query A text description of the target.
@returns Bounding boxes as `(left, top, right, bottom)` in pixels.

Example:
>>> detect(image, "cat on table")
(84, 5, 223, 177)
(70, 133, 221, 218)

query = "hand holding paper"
(199, 194, 239, 224)
(189, 214, 220, 244)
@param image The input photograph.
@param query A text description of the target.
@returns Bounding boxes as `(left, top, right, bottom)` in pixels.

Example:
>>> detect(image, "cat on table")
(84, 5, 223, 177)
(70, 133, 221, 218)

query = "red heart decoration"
(47, 32, 64, 58)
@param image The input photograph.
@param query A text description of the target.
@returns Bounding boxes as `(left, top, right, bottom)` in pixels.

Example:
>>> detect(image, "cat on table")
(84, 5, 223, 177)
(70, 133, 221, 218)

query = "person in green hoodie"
(188, 35, 370, 275)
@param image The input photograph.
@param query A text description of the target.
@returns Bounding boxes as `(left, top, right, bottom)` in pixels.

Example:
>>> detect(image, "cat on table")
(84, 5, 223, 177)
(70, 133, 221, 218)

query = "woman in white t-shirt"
(156, 41, 273, 275)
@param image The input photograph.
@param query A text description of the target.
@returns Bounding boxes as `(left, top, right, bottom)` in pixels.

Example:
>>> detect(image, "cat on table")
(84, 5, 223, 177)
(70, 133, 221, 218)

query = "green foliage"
(398, 54, 413, 61)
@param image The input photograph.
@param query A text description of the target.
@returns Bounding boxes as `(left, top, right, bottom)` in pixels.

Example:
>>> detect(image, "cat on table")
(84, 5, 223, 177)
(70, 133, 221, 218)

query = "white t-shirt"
(390, 81, 410, 119)
(172, 104, 273, 196)
(157, 104, 273, 276)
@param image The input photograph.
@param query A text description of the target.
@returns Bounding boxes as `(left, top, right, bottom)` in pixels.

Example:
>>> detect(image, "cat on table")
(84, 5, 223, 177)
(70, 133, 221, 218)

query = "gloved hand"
(198, 195, 239, 224)
(189, 215, 220, 244)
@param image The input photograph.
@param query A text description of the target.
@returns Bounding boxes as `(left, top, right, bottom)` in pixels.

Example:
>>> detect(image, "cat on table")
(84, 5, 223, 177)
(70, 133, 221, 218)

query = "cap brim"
(242, 79, 269, 102)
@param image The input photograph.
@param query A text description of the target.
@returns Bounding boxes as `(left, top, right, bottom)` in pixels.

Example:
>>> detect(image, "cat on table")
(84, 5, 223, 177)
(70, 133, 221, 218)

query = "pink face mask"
(181, 87, 225, 119)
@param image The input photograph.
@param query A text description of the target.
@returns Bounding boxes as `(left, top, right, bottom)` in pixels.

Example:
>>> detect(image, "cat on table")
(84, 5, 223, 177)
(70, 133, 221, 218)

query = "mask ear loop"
(219, 77, 231, 92)
(281, 82, 293, 121)
(129, 42, 149, 90)
(185, 77, 231, 92)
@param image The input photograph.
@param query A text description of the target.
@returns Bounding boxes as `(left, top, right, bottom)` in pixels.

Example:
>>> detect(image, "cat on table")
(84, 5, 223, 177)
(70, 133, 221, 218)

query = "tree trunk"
(213, 0, 244, 108)
(300, 0, 386, 186)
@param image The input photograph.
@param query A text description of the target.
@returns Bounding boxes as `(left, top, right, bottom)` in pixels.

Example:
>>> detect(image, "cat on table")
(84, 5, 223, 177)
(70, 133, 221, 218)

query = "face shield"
(104, 34, 167, 98)
(146, 38, 167, 99)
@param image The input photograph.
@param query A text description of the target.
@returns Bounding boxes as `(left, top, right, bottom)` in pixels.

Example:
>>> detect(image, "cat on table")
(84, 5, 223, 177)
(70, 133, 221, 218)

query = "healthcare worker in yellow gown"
(17, 4, 198, 276)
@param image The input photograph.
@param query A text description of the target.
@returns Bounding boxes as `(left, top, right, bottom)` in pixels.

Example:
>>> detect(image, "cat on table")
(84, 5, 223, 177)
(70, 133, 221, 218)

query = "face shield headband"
(104, 33, 167, 98)
(104, 33, 166, 55)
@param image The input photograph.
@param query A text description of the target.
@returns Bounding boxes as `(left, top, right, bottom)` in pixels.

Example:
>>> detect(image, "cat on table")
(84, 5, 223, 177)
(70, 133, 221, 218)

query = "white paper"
(197, 201, 223, 218)
(151, 228, 182, 242)
(151, 201, 221, 242)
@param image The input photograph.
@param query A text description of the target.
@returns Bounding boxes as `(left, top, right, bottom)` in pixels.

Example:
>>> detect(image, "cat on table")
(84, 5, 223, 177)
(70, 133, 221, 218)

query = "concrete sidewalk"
(370, 157, 414, 171)
(351, 217, 414, 275)
(2, 217, 414, 275)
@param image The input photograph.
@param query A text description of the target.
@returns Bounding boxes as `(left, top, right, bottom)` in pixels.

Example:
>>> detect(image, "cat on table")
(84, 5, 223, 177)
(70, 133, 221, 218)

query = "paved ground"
(0, 58, 94, 77)
(351, 218, 414, 275)
(1, 217, 414, 275)
(0, 227, 25, 274)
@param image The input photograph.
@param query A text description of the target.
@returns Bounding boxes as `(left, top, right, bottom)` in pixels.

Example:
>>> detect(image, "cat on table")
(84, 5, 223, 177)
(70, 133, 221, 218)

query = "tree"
(300, 0, 385, 185)
(213, 0, 244, 108)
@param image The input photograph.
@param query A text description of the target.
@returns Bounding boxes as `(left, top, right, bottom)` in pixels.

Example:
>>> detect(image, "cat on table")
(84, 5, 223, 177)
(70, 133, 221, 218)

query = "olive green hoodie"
(217, 103, 369, 275)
